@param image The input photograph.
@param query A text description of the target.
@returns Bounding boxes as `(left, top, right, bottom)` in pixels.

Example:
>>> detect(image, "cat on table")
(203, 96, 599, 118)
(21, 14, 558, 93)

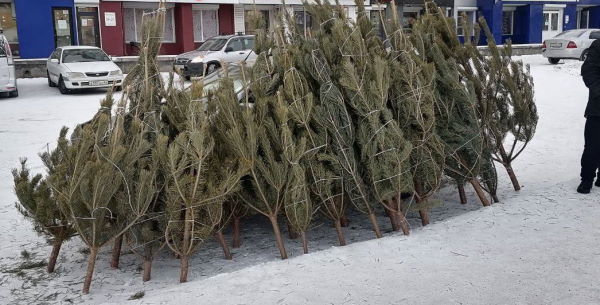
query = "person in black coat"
(579, 40, 600, 193)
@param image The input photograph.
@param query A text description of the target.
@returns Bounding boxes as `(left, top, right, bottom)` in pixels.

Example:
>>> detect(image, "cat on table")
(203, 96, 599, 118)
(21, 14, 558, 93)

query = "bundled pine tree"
(470, 19, 538, 192)
(410, 7, 492, 207)
(385, 1, 445, 226)
(12, 156, 77, 273)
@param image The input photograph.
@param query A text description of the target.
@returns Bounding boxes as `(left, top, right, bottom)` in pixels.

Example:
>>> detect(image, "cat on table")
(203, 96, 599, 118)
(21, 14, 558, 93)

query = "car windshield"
(197, 38, 227, 51)
(62, 49, 110, 63)
(555, 30, 586, 39)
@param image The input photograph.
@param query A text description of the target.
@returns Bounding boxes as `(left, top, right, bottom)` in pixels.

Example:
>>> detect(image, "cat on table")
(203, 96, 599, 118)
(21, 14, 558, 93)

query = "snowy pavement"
(0, 56, 599, 305)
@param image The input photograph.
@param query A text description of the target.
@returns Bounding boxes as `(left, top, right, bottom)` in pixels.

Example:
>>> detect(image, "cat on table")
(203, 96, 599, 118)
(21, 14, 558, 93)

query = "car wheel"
(9, 89, 18, 98)
(580, 50, 589, 61)
(58, 76, 70, 94)
(206, 62, 220, 74)
(185, 75, 191, 81)
(47, 71, 56, 87)
(548, 58, 560, 65)
(114, 86, 122, 92)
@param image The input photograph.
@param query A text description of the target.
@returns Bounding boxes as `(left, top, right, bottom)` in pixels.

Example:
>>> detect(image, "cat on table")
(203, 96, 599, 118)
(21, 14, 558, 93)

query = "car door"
(222, 37, 247, 64)
(241, 36, 257, 63)
(47, 49, 62, 82)
(0, 36, 12, 86)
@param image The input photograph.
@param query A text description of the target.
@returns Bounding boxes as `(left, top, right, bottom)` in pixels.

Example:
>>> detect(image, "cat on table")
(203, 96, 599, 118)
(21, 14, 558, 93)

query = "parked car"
(46, 46, 123, 94)
(542, 29, 600, 64)
(173, 34, 256, 79)
(0, 34, 18, 97)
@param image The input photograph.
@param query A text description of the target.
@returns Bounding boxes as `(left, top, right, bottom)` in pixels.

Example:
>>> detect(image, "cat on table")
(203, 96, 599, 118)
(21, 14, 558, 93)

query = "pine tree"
(411, 6, 492, 207)
(473, 19, 538, 192)
(12, 157, 76, 273)
(385, 1, 446, 226)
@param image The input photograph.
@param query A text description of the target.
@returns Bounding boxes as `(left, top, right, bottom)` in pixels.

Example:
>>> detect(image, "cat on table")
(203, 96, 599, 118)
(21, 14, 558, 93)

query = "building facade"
(5, 0, 600, 58)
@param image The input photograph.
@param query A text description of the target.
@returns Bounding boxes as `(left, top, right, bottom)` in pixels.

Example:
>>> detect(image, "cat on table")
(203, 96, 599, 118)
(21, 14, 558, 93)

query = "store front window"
(193, 9, 219, 42)
(457, 10, 476, 36)
(124, 7, 175, 43)
(294, 9, 313, 36)
(0, 0, 17, 55)
(244, 10, 270, 35)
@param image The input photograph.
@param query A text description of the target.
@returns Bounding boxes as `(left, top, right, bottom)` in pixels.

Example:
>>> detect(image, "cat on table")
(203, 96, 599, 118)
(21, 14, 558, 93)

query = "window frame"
(502, 10, 514, 36)
(124, 7, 176, 43)
(193, 7, 220, 43)
(456, 9, 476, 37)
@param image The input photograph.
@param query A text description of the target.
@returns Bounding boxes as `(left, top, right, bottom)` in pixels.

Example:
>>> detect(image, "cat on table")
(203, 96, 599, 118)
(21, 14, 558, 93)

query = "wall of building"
(14, 0, 76, 59)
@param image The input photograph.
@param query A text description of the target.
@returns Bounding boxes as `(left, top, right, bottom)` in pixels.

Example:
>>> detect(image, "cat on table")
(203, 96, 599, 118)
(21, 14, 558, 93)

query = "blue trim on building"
(14, 0, 76, 59)
(481, 0, 600, 45)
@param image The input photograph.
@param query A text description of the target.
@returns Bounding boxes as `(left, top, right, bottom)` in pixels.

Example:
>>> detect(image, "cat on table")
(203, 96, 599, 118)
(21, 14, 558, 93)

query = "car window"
(227, 38, 244, 52)
(244, 37, 255, 50)
(50, 49, 61, 60)
(555, 30, 586, 38)
(590, 31, 600, 40)
(62, 49, 110, 63)
(197, 38, 227, 51)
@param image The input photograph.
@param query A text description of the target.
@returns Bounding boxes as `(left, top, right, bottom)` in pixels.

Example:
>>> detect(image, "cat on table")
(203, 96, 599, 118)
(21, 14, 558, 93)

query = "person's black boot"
(578, 180, 593, 194)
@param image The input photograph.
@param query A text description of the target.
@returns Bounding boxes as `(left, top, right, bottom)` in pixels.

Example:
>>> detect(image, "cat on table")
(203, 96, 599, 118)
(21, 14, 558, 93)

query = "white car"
(0, 34, 17, 97)
(542, 29, 600, 64)
(173, 34, 256, 79)
(47, 46, 123, 94)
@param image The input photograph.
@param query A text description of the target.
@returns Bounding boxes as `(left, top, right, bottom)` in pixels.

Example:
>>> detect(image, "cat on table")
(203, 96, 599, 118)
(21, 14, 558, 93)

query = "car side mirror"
(50, 58, 59, 64)
(225, 47, 233, 53)
(108, 55, 113, 61)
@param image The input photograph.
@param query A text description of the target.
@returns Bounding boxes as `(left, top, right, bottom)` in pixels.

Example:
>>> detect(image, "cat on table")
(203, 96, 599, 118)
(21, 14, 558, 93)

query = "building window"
(193, 9, 219, 42)
(0, 1, 17, 43)
(579, 10, 589, 29)
(244, 10, 269, 35)
(124, 7, 175, 43)
(370, 10, 384, 38)
(457, 10, 476, 36)
(402, 11, 420, 30)
(502, 11, 514, 35)
(543, 11, 559, 32)
(294, 9, 313, 36)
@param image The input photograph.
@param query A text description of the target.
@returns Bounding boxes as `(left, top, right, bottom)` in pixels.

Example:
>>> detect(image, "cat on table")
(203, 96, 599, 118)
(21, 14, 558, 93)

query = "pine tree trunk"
(368, 213, 382, 238)
(47, 239, 62, 273)
(179, 255, 189, 283)
(300, 231, 308, 254)
(110, 234, 123, 269)
(458, 184, 467, 204)
(498, 145, 521, 191)
(340, 215, 350, 227)
(268, 215, 288, 259)
(470, 179, 491, 207)
(392, 196, 410, 235)
(505, 163, 521, 191)
(414, 183, 430, 226)
(334, 219, 346, 246)
(232, 216, 241, 248)
(287, 221, 299, 239)
(384, 204, 400, 231)
(143, 258, 152, 282)
(215, 231, 232, 260)
(82, 247, 98, 294)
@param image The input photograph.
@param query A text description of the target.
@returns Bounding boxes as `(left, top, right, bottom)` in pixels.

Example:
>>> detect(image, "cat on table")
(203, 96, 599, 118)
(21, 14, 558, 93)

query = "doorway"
(52, 7, 74, 48)
(542, 10, 562, 41)
(76, 7, 100, 47)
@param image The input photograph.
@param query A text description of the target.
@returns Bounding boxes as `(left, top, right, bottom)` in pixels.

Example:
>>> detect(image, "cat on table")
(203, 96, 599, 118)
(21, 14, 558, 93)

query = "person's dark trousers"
(581, 116, 600, 182)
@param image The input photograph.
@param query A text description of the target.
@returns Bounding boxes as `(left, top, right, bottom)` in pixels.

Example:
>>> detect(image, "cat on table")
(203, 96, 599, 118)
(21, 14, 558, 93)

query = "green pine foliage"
(12, 157, 76, 273)
(11, 0, 539, 291)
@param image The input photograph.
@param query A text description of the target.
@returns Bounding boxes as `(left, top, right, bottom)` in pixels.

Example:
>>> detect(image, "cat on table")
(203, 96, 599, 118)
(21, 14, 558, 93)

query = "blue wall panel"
(478, 0, 503, 44)
(14, 0, 76, 59)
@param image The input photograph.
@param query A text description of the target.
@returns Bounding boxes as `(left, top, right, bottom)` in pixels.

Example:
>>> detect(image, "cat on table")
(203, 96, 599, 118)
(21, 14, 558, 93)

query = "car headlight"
(190, 56, 204, 63)
(64, 72, 86, 79)
(109, 70, 123, 76)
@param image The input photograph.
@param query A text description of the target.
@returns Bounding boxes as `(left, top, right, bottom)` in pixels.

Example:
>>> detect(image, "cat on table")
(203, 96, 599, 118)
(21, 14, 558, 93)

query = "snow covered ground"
(0, 56, 599, 305)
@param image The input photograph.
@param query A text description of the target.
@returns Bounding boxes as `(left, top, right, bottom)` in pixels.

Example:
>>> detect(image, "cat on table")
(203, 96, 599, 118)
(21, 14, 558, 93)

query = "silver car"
(173, 34, 256, 79)
(543, 29, 600, 64)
